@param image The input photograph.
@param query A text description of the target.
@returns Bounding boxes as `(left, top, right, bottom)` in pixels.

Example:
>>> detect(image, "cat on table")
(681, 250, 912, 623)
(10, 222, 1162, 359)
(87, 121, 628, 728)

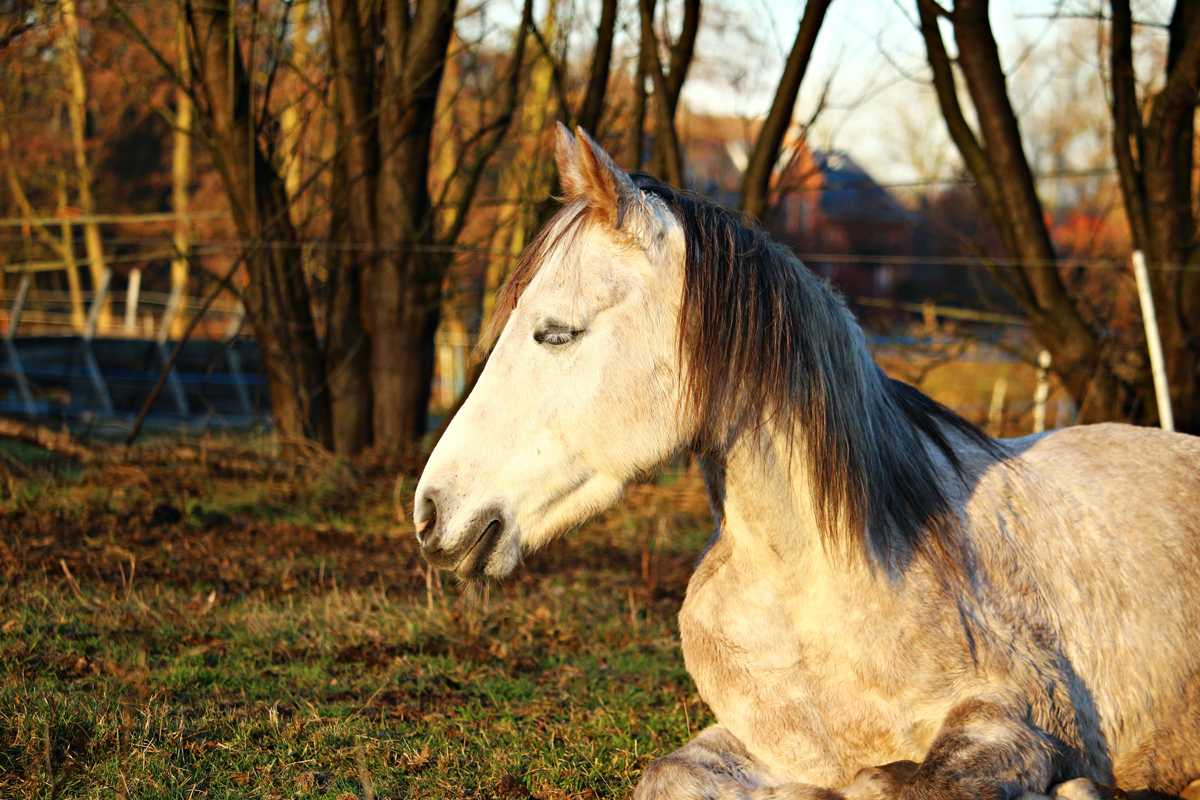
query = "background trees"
(917, 0, 1199, 427)
(2, 0, 1198, 444)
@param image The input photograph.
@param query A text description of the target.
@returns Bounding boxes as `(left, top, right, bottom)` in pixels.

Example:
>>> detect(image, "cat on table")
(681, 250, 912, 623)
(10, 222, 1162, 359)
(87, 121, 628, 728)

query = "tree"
(59, 0, 113, 331)
(740, 0, 832, 222)
(327, 0, 533, 452)
(638, 0, 700, 187)
(917, 0, 1200, 428)
(1109, 0, 1200, 428)
(184, 0, 331, 452)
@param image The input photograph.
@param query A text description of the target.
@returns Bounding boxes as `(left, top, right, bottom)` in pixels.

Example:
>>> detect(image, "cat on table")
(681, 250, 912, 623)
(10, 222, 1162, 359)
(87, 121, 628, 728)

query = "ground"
(0, 354, 1052, 799)
(0, 439, 715, 799)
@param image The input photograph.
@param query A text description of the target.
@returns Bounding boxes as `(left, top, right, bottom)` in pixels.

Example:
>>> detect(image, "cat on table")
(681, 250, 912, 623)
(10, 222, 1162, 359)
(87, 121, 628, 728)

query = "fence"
(2, 211, 1078, 436)
(0, 212, 482, 431)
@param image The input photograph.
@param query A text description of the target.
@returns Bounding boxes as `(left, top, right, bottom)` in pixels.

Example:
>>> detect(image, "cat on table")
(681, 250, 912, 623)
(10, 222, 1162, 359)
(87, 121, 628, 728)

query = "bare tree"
(915, 0, 1200, 426)
(185, 0, 331, 452)
(328, 0, 534, 452)
(59, 0, 112, 331)
(638, 0, 700, 187)
(577, 0, 619, 136)
(1110, 0, 1200, 428)
(740, 0, 832, 221)
(169, 4, 191, 339)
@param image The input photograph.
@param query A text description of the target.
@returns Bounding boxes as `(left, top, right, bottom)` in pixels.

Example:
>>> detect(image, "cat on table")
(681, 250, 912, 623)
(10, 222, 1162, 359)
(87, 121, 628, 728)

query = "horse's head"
(413, 124, 693, 579)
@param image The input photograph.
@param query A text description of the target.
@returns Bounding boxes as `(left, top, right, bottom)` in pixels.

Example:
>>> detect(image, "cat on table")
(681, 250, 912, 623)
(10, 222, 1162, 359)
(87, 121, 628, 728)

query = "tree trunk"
(56, 171, 85, 330)
(1110, 0, 1200, 430)
(576, 0, 618, 136)
(638, 0, 700, 188)
(186, 0, 330, 453)
(370, 0, 458, 449)
(919, 0, 1128, 424)
(326, 152, 373, 455)
(170, 6, 192, 339)
(59, 0, 112, 332)
(740, 0, 831, 222)
(326, 0, 379, 454)
(280, 0, 313, 228)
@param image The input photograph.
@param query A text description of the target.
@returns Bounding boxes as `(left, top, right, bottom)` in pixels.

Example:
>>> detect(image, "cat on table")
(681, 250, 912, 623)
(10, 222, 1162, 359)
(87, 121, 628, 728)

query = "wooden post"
(171, 6, 193, 339)
(922, 298, 938, 334)
(82, 268, 112, 341)
(987, 376, 1007, 437)
(1132, 250, 1174, 431)
(5, 271, 32, 341)
(3, 271, 35, 416)
(1033, 350, 1050, 433)
(437, 337, 456, 408)
(124, 267, 141, 334)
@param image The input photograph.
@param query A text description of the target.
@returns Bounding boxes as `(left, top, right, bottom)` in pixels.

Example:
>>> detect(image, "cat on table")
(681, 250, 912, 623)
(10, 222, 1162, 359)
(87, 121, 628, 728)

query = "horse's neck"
(714, 423, 855, 584)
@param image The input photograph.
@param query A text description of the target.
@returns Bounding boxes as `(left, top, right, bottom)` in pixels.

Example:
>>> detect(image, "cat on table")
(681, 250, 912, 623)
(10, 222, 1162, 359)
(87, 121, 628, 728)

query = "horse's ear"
(555, 122, 636, 228)
(554, 122, 585, 198)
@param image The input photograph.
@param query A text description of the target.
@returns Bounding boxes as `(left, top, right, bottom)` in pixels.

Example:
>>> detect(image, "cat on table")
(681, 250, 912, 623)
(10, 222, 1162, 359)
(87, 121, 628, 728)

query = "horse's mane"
(482, 175, 999, 565)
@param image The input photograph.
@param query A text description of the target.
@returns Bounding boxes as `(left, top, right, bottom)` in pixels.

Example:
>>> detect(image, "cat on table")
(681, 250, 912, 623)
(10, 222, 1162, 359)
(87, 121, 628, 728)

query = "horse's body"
(677, 422, 1200, 794)
(413, 125, 1200, 800)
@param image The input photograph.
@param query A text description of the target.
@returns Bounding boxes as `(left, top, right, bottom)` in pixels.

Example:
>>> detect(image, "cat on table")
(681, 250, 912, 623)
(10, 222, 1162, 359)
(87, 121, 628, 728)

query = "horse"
(413, 123, 1200, 800)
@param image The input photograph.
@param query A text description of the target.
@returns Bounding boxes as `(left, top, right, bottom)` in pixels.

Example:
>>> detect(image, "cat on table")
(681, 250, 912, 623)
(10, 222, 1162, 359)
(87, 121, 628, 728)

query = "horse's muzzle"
(416, 491, 507, 578)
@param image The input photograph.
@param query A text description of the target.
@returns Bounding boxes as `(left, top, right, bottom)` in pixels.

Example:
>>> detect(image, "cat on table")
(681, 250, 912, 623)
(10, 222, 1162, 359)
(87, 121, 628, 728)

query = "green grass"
(0, 452, 715, 799)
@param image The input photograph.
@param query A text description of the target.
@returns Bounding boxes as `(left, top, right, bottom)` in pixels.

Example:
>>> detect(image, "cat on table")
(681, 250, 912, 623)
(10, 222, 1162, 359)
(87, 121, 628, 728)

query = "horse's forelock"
(477, 200, 593, 355)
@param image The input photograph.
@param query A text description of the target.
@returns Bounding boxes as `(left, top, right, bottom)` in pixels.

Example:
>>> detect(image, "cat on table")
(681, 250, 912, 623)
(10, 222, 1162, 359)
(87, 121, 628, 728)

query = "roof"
(812, 151, 914, 226)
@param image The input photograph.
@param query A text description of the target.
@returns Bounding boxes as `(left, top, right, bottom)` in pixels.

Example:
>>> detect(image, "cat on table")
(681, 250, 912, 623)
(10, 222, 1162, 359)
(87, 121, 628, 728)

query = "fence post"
(988, 376, 1007, 437)
(83, 268, 112, 341)
(6, 271, 31, 339)
(124, 267, 142, 334)
(4, 270, 36, 415)
(1033, 350, 1050, 433)
(1131, 250, 1174, 431)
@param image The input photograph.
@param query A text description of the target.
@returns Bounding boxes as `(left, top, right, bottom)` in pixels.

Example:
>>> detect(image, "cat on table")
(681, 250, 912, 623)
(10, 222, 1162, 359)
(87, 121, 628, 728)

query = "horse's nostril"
(416, 489, 439, 546)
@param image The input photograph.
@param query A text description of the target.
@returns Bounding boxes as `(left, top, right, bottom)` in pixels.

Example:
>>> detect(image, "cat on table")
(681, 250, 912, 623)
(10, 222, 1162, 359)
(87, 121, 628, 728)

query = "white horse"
(414, 124, 1200, 800)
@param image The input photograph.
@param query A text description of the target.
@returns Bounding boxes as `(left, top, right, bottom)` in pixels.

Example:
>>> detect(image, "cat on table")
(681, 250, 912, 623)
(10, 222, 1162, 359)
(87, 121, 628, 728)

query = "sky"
(474, 0, 1176, 186)
(680, 0, 1174, 184)
(681, 0, 1069, 182)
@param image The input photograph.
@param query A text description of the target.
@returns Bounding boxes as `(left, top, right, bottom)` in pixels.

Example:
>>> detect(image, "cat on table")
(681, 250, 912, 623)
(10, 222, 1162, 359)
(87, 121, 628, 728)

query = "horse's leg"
(634, 725, 843, 800)
(634, 726, 918, 800)
(900, 699, 1075, 800)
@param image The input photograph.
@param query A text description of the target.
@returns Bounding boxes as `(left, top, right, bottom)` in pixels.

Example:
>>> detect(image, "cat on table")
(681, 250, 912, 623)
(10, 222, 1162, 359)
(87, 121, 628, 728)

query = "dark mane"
(630, 172, 998, 564)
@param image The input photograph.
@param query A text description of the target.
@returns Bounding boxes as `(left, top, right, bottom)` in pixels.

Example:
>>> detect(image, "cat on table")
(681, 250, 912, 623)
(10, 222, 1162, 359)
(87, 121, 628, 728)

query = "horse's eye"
(534, 326, 580, 346)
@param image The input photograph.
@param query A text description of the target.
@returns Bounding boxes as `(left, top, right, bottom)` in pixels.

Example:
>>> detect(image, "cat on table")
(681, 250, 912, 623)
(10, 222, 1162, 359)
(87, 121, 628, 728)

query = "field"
(0, 440, 715, 799)
(0, 352, 1065, 799)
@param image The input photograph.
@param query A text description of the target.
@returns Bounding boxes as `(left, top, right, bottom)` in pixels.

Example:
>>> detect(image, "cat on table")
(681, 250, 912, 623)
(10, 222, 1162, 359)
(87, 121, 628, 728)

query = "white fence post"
(1132, 250, 1174, 431)
(1033, 350, 1050, 433)
(124, 267, 141, 334)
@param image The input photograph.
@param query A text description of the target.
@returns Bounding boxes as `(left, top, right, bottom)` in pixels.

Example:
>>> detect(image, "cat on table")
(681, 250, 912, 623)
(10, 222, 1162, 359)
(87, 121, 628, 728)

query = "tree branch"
(576, 0, 618, 134)
(439, 0, 534, 247)
(915, 0, 1022, 275)
(741, 0, 832, 221)
(1109, 0, 1148, 251)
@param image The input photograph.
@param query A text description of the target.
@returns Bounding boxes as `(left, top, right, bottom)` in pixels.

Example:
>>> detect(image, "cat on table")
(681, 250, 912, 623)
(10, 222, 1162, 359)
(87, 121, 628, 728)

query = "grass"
(0, 448, 716, 799)
(0, 354, 1071, 798)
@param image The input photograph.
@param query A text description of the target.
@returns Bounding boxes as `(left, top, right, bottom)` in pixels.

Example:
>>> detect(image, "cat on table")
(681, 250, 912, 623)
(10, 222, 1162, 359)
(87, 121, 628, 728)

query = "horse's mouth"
(454, 518, 505, 579)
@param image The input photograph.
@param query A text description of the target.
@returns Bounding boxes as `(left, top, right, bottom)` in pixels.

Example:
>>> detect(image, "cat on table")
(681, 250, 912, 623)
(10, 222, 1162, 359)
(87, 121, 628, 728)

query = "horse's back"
(980, 423, 1200, 790)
